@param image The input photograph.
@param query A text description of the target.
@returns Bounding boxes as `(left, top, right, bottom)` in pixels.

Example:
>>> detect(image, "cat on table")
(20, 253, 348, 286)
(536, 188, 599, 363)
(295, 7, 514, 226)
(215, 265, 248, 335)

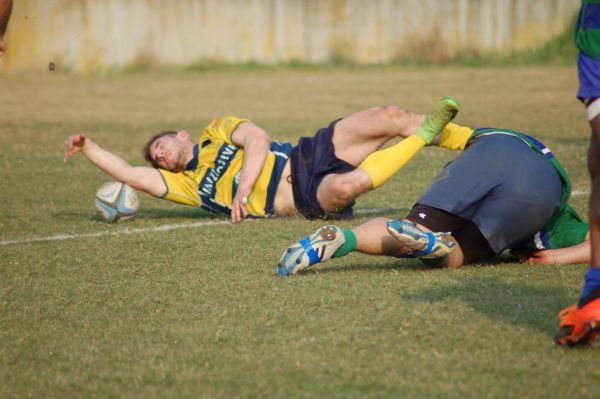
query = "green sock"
(414, 96, 460, 144)
(332, 229, 357, 258)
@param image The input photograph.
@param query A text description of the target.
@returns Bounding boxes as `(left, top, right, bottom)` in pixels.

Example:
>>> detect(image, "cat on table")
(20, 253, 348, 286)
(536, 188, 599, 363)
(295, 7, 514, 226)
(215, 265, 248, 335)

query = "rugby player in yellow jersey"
(64, 97, 459, 223)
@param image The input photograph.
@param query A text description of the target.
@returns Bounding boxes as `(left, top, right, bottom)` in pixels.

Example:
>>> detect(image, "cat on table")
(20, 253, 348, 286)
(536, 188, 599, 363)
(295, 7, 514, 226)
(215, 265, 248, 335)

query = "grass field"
(2, 66, 600, 398)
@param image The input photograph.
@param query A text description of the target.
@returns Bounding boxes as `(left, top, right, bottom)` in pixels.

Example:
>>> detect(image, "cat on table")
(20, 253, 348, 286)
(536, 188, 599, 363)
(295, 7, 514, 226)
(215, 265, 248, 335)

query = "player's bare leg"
(331, 105, 424, 166)
(556, 103, 600, 346)
(316, 169, 373, 214)
(317, 97, 459, 213)
(277, 218, 413, 276)
(352, 218, 414, 257)
(588, 113, 600, 267)
(386, 219, 464, 268)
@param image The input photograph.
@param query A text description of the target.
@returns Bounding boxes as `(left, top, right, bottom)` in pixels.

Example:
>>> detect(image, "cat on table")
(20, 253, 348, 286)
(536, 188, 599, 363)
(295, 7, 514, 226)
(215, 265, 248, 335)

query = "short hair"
(142, 130, 177, 168)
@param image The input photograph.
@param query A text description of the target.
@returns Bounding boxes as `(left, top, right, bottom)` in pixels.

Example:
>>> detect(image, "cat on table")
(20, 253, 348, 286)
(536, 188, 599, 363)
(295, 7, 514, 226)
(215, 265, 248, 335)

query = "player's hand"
(511, 248, 557, 265)
(64, 133, 87, 163)
(231, 187, 251, 223)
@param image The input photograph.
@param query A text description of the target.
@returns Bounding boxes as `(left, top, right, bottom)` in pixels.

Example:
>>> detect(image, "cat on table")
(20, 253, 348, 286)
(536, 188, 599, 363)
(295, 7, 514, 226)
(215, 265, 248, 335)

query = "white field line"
(572, 190, 590, 197)
(1, 193, 592, 247)
(0, 207, 408, 247)
(0, 219, 231, 246)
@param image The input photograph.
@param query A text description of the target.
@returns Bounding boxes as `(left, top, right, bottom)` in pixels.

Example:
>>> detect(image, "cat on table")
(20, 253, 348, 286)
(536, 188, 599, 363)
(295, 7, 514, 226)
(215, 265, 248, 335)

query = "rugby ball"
(94, 181, 139, 222)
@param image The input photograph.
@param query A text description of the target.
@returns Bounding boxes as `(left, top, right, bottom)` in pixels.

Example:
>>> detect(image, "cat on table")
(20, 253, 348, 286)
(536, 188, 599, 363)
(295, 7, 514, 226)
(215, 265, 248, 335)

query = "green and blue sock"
(332, 229, 357, 258)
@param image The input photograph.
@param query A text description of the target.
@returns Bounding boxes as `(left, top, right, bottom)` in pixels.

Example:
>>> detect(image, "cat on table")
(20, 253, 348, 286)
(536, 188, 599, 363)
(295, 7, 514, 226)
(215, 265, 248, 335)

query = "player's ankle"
(580, 268, 600, 307)
(579, 287, 600, 308)
(414, 97, 459, 144)
(332, 229, 356, 258)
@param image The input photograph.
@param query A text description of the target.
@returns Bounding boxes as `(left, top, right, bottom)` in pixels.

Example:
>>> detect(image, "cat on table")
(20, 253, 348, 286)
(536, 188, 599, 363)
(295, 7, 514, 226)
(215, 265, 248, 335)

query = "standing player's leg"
(555, 100, 600, 346)
(587, 106, 600, 272)
(316, 97, 459, 213)
(555, 15, 600, 343)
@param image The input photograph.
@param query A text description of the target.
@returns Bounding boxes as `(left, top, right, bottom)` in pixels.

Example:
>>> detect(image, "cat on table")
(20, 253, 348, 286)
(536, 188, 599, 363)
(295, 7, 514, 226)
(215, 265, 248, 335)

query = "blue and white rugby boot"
(277, 225, 344, 277)
(386, 220, 456, 259)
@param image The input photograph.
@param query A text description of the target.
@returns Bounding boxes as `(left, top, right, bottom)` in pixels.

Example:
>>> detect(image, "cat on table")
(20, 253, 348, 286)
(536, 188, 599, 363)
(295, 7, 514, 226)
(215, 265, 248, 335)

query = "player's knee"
(329, 174, 371, 202)
(329, 179, 357, 202)
(380, 105, 407, 121)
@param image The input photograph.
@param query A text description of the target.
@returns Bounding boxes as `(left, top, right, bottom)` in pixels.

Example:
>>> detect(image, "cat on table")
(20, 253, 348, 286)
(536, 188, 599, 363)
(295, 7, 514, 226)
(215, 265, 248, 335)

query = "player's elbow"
(122, 177, 141, 191)
(119, 169, 143, 189)
(121, 177, 152, 196)
(255, 130, 272, 147)
(248, 133, 271, 155)
(121, 168, 165, 197)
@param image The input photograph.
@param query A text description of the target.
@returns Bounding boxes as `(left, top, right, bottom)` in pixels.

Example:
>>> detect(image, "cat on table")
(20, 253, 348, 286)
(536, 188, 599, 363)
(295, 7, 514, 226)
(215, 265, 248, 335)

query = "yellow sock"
(358, 135, 426, 189)
(437, 123, 474, 151)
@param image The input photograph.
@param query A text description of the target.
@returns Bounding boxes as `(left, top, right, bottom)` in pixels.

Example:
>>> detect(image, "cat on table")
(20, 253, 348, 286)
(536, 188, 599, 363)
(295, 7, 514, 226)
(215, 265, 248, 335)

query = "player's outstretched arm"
(513, 238, 591, 265)
(229, 122, 272, 223)
(64, 134, 167, 197)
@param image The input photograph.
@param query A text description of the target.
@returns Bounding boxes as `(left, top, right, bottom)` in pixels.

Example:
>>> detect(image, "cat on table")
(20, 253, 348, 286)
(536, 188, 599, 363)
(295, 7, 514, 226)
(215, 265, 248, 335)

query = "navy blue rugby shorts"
(290, 119, 356, 219)
(414, 133, 563, 255)
(578, 52, 600, 101)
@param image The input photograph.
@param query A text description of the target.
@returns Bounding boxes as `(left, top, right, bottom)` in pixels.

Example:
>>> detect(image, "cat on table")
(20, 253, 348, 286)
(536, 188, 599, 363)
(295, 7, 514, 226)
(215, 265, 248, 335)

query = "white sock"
(587, 98, 600, 122)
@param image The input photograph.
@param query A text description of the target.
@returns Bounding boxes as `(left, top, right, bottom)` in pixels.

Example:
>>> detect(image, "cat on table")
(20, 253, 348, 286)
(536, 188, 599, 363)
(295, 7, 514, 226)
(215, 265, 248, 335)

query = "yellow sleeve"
(158, 169, 201, 206)
(437, 123, 474, 151)
(204, 116, 250, 145)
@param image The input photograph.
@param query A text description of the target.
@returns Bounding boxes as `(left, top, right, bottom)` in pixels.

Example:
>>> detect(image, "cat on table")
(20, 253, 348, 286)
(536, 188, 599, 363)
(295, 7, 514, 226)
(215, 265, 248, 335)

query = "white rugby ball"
(94, 181, 139, 222)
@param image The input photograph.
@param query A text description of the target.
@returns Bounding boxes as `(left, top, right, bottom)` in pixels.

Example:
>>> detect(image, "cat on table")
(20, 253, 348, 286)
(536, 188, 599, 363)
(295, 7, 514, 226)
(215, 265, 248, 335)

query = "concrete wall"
(0, 0, 581, 72)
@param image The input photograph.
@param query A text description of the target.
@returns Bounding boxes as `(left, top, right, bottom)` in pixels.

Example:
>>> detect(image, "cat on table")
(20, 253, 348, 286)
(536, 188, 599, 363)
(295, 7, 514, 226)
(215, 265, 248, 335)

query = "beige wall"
(0, 0, 581, 72)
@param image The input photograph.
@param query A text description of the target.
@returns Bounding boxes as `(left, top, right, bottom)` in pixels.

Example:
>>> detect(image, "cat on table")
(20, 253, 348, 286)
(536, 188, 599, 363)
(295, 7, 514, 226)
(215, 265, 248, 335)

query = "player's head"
(143, 130, 193, 172)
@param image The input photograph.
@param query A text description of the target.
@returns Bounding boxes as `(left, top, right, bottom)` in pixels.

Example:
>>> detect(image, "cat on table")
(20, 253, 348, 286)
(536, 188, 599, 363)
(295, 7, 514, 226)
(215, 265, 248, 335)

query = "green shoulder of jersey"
(576, 0, 600, 59)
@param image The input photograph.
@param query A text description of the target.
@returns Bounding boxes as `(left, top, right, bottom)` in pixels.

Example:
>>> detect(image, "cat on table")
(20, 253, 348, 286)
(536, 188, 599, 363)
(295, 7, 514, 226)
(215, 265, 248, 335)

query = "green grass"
(1, 66, 600, 398)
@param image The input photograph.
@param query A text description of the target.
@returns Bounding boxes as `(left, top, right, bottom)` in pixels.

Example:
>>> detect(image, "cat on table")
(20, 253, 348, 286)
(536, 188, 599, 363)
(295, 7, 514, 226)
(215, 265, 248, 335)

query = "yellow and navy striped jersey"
(157, 116, 293, 217)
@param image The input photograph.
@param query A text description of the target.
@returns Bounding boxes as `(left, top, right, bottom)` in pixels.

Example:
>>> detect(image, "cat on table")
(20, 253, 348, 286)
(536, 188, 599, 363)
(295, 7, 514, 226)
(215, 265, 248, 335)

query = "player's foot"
(416, 96, 460, 144)
(386, 219, 456, 259)
(554, 288, 600, 346)
(277, 225, 345, 277)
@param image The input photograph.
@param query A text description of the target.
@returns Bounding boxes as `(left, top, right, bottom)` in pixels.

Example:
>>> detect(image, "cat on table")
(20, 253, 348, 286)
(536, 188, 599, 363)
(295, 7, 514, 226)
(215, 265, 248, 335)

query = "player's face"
(150, 133, 189, 172)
